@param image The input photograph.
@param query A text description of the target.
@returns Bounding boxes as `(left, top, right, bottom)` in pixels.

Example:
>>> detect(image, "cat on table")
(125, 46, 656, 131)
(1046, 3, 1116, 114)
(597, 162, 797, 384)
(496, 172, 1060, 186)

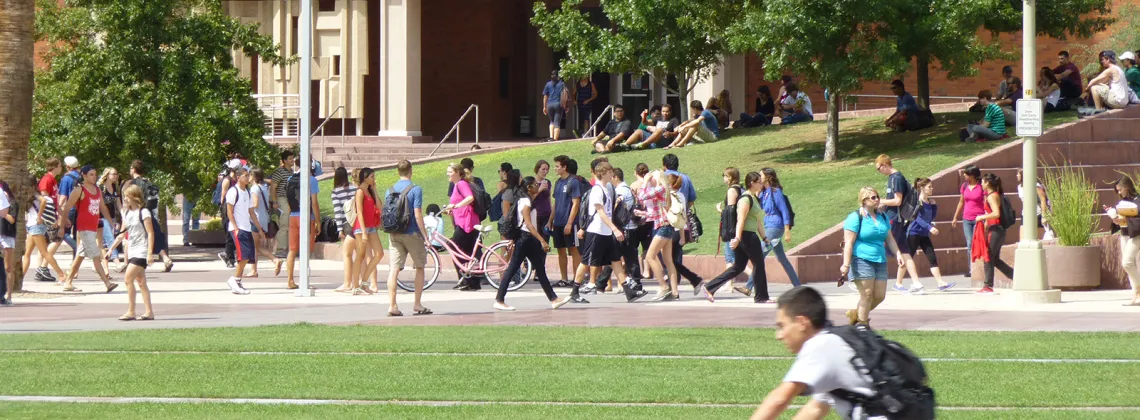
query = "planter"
(186, 229, 226, 247)
(1045, 244, 1102, 290)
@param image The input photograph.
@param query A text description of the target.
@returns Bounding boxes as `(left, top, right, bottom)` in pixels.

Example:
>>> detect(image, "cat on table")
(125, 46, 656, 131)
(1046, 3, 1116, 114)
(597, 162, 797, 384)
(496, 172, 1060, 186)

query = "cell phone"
(837, 274, 847, 288)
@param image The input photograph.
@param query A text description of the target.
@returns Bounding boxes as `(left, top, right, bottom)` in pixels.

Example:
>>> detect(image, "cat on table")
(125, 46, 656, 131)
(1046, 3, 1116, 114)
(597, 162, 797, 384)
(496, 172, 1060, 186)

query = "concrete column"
(688, 55, 746, 110)
(378, 0, 422, 136)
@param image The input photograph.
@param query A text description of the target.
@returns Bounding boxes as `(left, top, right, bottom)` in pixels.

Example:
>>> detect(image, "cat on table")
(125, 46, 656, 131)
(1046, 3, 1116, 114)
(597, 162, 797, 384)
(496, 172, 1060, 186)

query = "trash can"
(517, 115, 533, 137)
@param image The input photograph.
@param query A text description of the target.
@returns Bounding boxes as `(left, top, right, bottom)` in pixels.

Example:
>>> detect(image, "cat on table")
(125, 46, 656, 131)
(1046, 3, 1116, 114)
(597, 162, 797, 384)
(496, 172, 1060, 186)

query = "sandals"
(164, 260, 174, 273)
(387, 310, 404, 317)
(351, 288, 370, 296)
(105, 283, 119, 294)
(118, 315, 135, 321)
(138, 314, 154, 321)
(62, 286, 82, 292)
(286, 282, 299, 290)
(413, 307, 433, 316)
(275, 260, 284, 277)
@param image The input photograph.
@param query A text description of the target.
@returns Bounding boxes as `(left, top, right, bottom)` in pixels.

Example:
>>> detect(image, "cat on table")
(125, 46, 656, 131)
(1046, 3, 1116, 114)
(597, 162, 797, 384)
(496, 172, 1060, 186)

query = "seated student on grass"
(996, 65, 1014, 101)
(961, 90, 1007, 142)
(885, 80, 919, 132)
(1082, 50, 1130, 111)
(735, 85, 775, 128)
(664, 100, 719, 149)
(1037, 67, 1069, 112)
(995, 77, 1022, 124)
(1121, 51, 1140, 99)
(594, 105, 635, 153)
(630, 104, 683, 150)
(779, 83, 814, 125)
(622, 105, 661, 148)
(1054, 50, 1084, 101)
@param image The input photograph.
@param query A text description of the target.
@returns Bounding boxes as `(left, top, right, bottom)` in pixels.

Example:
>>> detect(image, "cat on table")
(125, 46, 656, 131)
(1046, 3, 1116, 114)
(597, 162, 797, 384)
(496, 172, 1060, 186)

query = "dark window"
(499, 57, 510, 99)
(290, 16, 298, 55)
(318, 0, 336, 12)
(333, 55, 341, 76)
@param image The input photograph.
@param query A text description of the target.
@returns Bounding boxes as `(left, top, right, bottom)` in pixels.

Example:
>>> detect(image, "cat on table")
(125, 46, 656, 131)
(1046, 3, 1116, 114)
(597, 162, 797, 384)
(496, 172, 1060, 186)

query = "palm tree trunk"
(0, 0, 36, 292)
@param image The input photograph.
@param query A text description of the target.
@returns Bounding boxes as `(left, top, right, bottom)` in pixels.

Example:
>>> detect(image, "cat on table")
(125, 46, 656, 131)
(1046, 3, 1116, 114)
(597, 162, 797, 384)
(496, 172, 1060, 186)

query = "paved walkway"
(4, 244, 1139, 333)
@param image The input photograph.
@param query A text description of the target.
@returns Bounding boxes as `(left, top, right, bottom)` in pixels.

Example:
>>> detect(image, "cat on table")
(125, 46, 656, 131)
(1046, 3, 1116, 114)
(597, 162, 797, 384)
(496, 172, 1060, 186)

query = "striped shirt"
(984, 103, 1006, 135)
(271, 167, 292, 202)
(331, 185, 357, 234)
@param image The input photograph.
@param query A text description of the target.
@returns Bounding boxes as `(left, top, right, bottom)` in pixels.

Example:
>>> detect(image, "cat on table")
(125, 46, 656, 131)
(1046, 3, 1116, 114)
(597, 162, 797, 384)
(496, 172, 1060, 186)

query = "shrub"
(203, 218, 224, 232)
(1041, 158, 1098, 246)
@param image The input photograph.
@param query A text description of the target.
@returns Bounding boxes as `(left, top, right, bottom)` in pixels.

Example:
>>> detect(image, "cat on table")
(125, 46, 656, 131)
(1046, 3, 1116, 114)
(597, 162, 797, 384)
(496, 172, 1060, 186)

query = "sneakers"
(733, 286, 752, 296)
(0, 297, 11, 306)
(893, 283, 908, 292)
(34, 268, 56, 283)
(938, 282, 956, 292)
(493, 302, 515, 311)
(650, 291, 670, 301)
(226, 277, 250, 295)
(662, 293, 680, 301)
(908, 285, 926, 295)
(580, 283, 598, 295)
(623, 282, 648, 302)
(975, 286, 995, 295)
(218, 252, 235, 269)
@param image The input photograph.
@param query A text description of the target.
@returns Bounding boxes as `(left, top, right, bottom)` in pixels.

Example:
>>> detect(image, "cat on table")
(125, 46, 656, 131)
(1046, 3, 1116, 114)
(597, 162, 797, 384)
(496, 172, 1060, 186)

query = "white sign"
(1016, 99, 1043, 137)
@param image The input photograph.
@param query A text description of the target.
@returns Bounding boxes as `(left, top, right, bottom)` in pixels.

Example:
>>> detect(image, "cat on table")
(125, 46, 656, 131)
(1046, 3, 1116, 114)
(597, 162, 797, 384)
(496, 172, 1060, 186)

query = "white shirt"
(516, 197, 536, 230)
(225, 186, 252, 232)
(783, 332, 882, 420)
(124, 208, 152, 258)
(26, 202, 39, 228)
(0, 187, 9, 218)
(585, 186, 613, 236)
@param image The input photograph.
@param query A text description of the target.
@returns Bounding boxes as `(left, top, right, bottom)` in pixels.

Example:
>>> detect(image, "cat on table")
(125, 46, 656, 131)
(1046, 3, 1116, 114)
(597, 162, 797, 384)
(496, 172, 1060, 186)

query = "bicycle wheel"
(395, 244, 441, 292)
(481, 241, 534, 291)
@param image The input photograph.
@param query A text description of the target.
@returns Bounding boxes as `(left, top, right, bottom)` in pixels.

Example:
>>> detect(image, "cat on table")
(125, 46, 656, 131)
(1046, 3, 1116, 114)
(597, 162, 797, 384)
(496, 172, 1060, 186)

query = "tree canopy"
(32, 0, 292, 207)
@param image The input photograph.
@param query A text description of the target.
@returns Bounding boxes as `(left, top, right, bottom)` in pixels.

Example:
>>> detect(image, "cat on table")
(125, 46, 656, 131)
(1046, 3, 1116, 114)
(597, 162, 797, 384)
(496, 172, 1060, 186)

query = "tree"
(0, 0, 35, 292)
(32, 0, 292, 212)
(730, 0, 910, 161)
(532, 0, 739, 119)
(1070, 3, 1140, 75)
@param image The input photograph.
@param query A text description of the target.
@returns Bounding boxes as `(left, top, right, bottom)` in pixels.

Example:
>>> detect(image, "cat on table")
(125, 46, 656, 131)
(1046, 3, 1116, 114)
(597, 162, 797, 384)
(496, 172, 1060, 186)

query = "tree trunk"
(0, 0, 36, 293)
(916, 54, 931, 110)
(679, 74, 691, 121)
(824, 90, 840, 162)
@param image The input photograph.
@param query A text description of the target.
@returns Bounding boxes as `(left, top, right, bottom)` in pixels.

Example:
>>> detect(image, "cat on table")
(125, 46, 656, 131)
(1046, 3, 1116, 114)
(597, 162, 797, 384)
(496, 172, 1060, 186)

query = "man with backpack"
(215, 161, 239, 268)
(269, 151, 295, 258)
(874, 154, 923, 294)
(752, 286, 936, 420)
(284, 156, 321, 290)
(549, 155, 582, 288)
(383, 160, 431, 316)
(127, 160, 174, 272)
(57, 156, 83, 255)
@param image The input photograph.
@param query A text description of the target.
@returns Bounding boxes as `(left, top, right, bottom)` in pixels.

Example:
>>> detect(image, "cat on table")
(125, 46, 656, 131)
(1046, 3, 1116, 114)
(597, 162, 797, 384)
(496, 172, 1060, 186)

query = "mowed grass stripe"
(1, 353, 1137, 407)
(0, 402, 1136, 420)
(2, 325, 1138, 360)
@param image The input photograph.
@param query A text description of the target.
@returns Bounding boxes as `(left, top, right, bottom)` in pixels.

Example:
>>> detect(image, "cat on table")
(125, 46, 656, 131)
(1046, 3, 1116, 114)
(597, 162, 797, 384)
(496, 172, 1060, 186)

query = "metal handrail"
(428, 104, 479, 158)
(311, 105, 344, 165)
(584, 105, 614, 138)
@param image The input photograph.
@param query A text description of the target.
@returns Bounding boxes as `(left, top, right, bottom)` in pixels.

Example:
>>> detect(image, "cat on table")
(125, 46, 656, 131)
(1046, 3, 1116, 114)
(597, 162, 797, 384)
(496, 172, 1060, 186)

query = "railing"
(428, 104, 479, 158)
(841, 94, 976, 112)
(253, 94, 300, 140)
(584, 105, 614, 138)
(311, 105, 345, 164)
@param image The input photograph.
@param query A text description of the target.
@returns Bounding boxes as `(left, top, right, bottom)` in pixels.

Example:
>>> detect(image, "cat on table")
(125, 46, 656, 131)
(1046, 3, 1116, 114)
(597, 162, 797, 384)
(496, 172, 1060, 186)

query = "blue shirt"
(664, 170, 697, 203)
(391, 179, 423, 235)
(759, 187, 791, 229)
(896, 92, 918, 114)
(58, 170, 80, 200)
(884, 171, 909, 222)
(288, 174, 320, 217)
(906, 202, 938, 237)
(700, 109, 719, 138)
(552, 176, 582, 227)
(844, 211, 891, 263)
(542, 81, 566, 106)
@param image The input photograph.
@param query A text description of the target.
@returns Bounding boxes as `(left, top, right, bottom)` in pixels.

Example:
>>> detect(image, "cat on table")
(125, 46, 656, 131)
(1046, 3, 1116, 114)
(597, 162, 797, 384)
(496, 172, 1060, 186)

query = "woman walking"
(21, 182, 67, 287)
(119, 184, 155, 321)
(951, 165, 985, 278)
(715, 167, 750, 295)
(756, 168, 801, 287)
(906, 178, 954, 293)
(703, 171, 772, 303)
(248, 168, 284, 278)
(533, 160, 553, 242)
(1108, 176, 1140, 306)
(353, 168, 384, 295)
(443, 162, 483, 291)
(98, 168, 123, 274)
(973, 174, 1014, 294)
(635, 170, 678, 301)
(331, 167, 360, 293)
(493, 176, 572, 311)
(841, 187, 905, 326)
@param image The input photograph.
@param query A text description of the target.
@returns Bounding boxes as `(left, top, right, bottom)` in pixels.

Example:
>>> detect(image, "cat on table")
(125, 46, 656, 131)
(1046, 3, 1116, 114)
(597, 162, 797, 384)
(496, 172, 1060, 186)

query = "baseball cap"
(64, 156, 79, 168)
(227, 159, 243, 170)
(1122, 51, 1136, 62)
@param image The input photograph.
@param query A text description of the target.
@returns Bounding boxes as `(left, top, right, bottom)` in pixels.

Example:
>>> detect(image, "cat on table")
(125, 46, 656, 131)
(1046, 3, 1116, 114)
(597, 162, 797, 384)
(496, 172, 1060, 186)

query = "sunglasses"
(866, 195, 880, 201)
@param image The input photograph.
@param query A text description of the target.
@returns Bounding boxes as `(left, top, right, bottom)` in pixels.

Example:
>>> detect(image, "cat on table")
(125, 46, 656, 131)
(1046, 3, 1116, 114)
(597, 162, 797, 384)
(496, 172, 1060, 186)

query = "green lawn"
(320, 112, 1078, 254)
(1, 325, 1137, 419)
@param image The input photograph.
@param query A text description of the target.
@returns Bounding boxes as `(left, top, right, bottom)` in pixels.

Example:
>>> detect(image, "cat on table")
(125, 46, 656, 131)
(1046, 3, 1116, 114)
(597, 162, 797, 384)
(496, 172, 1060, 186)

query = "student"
(59, 165, 118, 293)
(757, 168, 801, 287)
(285, 157, 322, 291)
(97, 168, 123, 274)
(532, 160, 553, 241)
(386, 160, 431, 317)
(885, 80, 919, 132)
(1122, 51, 1140, 98)
(248, 168, 284, 277)
(665, 100, 719, 149)
(962, 90, 1007, 142)
(1037, 67, 1066, 112)
(635, 170, 679, 301)
(353, 168, 384, 295)
(549, 155, 582, 287)
(20, 183, 67, 291)
(541, 70, 567, 141)
(779, 83, 814, 125)
(126, 160, 174, 272)
(424, 204, 446, 251)
(840, 187, 905, 326)
(715, 168, 744, 276)
(951, 165, 985, 278)
(995, 65, 1014, 101)
(33, 157, 63, 283)
(269, 150, 295, 257)
(442, 162, 481, 291)
(1085, 50, 1130, 110)
(331, 166, 360, 293)
(119, 184, 156, 320)
(594, 105, 635, 153)
(630, 104, 682, 149)
(661, 154, 703, 295)
(573, 77, 597, 134)
(614, 168, 647, 293)
(216, 160, 239, 268)
(973, 174, 1014, 294)
(704, 171, 772, 303)
(224, 166, 260, 295)
(0, 184, 9, 305)
(447, 157, 485, 197)
(1017, 169, 1053, 240)
(874, 154, 921, 293)
(575, 162, 643, 303)
(493, 176, 573, 311)
(1108, 176, 1140, 306)
(735, 86, 775, 128)
(905, 178, 954, 293)
(1053, 50, 1084, 100)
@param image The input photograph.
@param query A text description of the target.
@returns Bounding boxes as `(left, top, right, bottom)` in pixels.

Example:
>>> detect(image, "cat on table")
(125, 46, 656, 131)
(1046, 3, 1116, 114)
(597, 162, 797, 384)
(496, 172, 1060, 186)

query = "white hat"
(63, 156, 79, 168)
(1122, 51, 1136, 62)
(227, 159, 243, 170)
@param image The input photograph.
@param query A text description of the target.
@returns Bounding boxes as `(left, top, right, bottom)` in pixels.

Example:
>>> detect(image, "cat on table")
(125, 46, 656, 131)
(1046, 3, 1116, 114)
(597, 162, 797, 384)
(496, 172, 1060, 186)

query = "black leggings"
(451, 226, 483, 287)
(496, 236, 557, 302)
(706, 231, 769, 301)
(984, 226, 1014, 287)
(906, 235, 938, 267)
(222, 212, 235, 263)
(671, 231, 703, 287)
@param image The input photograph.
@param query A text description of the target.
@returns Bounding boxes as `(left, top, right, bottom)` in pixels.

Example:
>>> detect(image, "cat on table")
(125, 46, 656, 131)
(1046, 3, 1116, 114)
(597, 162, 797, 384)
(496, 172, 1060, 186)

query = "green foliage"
(32, 0, 294, 207)
(1041, 158, 1098, 246)
(984, 0, 1114, 40)
(1072, 3, 1140, 76)
(203, 218, 223, 232)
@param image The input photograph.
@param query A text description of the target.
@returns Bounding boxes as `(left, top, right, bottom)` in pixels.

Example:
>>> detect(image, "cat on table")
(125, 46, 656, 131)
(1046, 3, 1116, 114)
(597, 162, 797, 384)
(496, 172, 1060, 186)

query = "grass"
(2, 324, 1140, 419)
(319, 112, 1078, 254)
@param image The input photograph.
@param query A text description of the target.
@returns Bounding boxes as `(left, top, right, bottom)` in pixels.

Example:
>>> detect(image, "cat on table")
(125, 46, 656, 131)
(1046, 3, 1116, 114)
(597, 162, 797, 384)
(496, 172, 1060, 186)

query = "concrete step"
(1038, 141, 1140, 166)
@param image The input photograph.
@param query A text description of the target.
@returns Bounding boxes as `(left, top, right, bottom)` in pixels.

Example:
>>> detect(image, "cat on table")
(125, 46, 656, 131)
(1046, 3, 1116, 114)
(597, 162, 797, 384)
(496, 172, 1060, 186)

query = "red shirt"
(352, 191, 380, 230)
(983, 192, 1000, 227)
(76, 185, 101, 232)
(38, 173, 57, 201)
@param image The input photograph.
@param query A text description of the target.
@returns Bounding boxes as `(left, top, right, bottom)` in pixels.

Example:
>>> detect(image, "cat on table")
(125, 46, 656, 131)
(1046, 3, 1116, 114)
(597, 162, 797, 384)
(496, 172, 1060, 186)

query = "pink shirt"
(960, 182, 985, 221)
(449, 180, 479, 233)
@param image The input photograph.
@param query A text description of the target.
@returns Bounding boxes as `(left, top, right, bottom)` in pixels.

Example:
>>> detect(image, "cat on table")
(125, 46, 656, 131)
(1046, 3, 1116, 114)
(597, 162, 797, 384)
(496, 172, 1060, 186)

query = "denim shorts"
(27, 224, 47, 236)
(653, 225, 676, 239)
(848, 258, 888, 281)
(353, 227, 378, 235)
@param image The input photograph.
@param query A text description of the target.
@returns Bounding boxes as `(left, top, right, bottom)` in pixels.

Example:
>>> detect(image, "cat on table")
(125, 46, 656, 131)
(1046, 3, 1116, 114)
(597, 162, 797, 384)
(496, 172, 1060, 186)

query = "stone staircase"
(785, 109, 1140, 287)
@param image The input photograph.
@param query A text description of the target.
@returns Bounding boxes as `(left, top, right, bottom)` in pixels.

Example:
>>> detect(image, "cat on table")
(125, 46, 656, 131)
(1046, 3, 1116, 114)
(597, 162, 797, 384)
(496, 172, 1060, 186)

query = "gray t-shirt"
(783, 332, 882, 420)
(603, 119, 633, 137)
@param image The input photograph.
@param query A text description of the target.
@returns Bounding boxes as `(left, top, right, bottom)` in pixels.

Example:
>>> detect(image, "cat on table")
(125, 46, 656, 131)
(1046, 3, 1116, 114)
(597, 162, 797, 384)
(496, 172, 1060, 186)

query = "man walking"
(224, 165, 258, 295)
(542, 70, 567, 141)
(269, 150, 295, 257)
(875, 154, 924, 294)
(385, 160, 432, 316)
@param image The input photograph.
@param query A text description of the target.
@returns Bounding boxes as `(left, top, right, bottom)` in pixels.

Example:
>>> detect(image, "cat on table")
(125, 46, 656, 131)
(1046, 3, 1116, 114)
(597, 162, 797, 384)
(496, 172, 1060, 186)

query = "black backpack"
(999, 195, 1016, 230)
(132, 177, 160, 211)
(1, 200, 18, 238)
(286, 174, 302, 214)
(212, 174, 231, 206)
(576, 183, 596, 230)
(828, 325, 936, 419)
(612, 188, 635, 229)
(498, 195, 522, 241)
(719, 186, 745, 242)
(468, 181, 492, 221)
(784, 193, 797, 229)
(490, 192, 504, 222)
(381, 184, 414, 234)
(898, 188, 921, 223)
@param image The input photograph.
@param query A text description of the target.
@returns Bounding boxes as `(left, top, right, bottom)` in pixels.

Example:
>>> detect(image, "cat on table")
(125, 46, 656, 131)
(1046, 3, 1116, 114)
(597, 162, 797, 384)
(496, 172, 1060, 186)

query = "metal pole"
(1009, 0, 1058, 304)
(297, 0, 314, 297)
(475, 105, 479, 147)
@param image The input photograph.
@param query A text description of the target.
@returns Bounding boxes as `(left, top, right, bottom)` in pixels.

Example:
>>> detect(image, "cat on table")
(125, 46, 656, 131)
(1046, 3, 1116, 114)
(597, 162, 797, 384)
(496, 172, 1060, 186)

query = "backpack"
(490, 192, 504, 222)
(784, 193, 797, 229)
(467, 181, 492, 222)
(317, 216, 339, 243)
(341, 192, 357, 234)
(132, 177, 160, 211)
(497, 194, 522, 241)
(381, 184, 415, 234)
(719, 186, 746, 242)
(999, 195, 1017, 230)
(898, 188, 921, 223)
(576, 183, 597, 230)
(612, 187, 635, 229)
(666, 191, 687, 231)
(827, 325, 937, 419)
(212, 176, 231, 206)
(286, 174, 301, 214)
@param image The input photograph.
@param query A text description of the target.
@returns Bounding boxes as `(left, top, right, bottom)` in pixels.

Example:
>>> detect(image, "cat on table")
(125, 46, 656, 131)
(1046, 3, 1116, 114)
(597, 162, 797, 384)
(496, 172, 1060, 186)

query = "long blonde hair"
(123, 184, 144, 210)
(98, 167, 119, 192)
(448, 162, 471, 183)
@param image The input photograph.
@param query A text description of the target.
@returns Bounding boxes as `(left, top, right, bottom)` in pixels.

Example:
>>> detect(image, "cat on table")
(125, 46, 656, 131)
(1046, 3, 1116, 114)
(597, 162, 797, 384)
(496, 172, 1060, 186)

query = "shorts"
(653, 225, 676, 239)
(233, 230, 256, 262)
(389, 232, 427, 270)
(890, 220, 911, 254)
(551, 225, 578, 249)
(26, 224, 47, 236)
(848, 258, 888, 281)
(546, 104, 563, 126)
(250, 224, 260, 234)
(691, 124, 719, 144)
(0, 236, 13, 249)
(1091, 84, 1128, 109)
(289, 216, 318, 252)
(640, 128, 653, 139)
(353, 227, 378, 235)
(129, 258, 148, 268)
(76, 230, 101, 258)
(582, 232, 621, 267)
(578, 106, 592, 121)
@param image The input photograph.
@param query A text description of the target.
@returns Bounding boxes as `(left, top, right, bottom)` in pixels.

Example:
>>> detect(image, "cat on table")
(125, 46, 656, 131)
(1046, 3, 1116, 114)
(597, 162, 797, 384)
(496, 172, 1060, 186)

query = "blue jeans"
(723, 241, 735, 264)
(781, 113, 813, 125)
(102, 218, 119, 259)
(747, 227, 802, 289)
(182, 198, 199, 244)
(962, 220, 977, 273)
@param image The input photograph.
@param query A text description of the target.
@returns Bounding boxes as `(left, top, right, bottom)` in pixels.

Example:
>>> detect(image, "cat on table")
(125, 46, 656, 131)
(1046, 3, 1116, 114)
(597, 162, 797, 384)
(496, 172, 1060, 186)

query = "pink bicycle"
(394, 224, 534, 292)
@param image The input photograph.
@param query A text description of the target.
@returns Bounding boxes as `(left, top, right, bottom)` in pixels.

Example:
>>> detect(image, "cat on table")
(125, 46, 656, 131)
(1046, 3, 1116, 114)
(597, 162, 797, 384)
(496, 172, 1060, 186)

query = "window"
(290, 16, 298, 55)
(499, 57, 510, 98)
(318, 0, 336, 12)
(333, 55, 341, 76)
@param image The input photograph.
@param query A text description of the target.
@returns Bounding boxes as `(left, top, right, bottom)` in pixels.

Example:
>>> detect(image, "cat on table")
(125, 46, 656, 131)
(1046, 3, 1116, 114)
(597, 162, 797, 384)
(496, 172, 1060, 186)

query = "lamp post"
(1008, 0, 1061, 305)
(296, 0, 315, 297)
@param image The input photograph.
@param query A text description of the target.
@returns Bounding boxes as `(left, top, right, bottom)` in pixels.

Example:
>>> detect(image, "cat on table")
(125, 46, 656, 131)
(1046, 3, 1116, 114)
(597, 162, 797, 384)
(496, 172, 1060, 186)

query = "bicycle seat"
(474, 224, 495, 233)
